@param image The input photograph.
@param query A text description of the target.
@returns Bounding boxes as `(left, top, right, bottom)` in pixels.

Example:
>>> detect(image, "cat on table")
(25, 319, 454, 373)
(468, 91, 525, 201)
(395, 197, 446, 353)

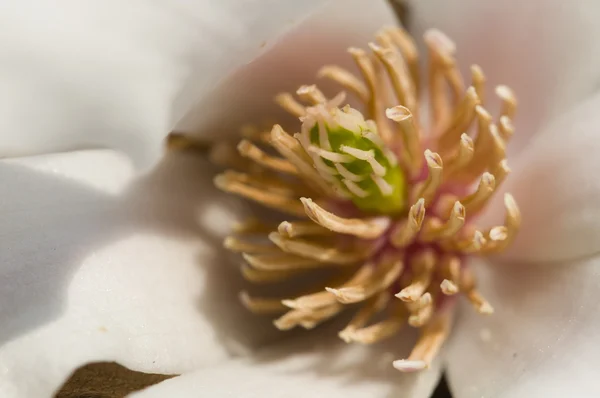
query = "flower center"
(213, 27, 521, 372)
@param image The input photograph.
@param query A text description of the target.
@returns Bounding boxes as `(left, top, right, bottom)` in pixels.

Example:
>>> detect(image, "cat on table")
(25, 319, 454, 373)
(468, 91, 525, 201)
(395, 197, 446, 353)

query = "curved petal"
(0, 150, 281, 397)
(479, 91, 600, 263)
(409, 0, 600, 152)
(0, 0, 331, 170)
(444, 257, 600, 398)
(130, 326, 443, 398)
(175, 0, 397, 138)
(0, 0, 396, 171)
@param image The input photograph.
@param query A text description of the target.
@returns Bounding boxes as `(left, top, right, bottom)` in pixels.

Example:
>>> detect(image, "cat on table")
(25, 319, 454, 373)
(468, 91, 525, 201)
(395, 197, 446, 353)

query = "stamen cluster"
(214, 27, 521, 371)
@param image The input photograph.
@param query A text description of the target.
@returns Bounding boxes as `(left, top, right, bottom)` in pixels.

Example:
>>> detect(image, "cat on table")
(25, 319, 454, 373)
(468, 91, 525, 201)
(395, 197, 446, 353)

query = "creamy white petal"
(176, 0, 397, 137)
(409, 0, 600, 152)
(444, 257, 600, 398)
(0, 150, 281, 397)
(130, 326, 443, 398)
(0, 0, 332, 170)
(477, 92, 600, 263)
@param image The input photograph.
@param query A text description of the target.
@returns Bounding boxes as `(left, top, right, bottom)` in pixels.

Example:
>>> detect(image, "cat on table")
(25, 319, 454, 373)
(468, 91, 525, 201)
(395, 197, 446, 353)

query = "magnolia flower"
(1, 2, 600, 398)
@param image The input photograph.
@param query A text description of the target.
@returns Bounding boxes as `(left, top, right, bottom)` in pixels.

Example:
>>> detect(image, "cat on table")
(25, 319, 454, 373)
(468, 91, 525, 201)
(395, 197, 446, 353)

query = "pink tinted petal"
(176, 0, 397, 139)
(409, 0, 600, 153)
(444, 257, 600, 398)
(482, 92, 600, 263)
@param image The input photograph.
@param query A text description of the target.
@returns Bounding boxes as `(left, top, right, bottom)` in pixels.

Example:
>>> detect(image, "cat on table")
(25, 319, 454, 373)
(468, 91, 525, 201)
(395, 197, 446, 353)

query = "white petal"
(409, 0, 600, 152)
(445, 257, 600, 398)
(479, 91, 600, 263)
(130, 327, 443, 398)
(176, 0, 397, 137)
(0, 0, 332, 169)
(0, 150, 281, 397)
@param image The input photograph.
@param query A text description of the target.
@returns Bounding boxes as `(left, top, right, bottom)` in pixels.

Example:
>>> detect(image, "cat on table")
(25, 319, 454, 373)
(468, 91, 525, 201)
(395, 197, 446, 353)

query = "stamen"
(239, 291, 288, 314)
(384, 27, 420, 93)
(499, 115, 514, 141)
(268, 232, 370, 264)
(296, 84, 327, 105)
(488, 193, 521, 252)
(300, 197, 390, 239)
(338, 292, 390, 343)
(343, 301, 406, 344)
(269, 125, 333, 195)
(232, 217, 277, 235)
(275, 93, 306, 117)
(282, 265, 373, 310)
(496, 85, 517, 119)
(408, 292, 434, 327)
(237, 140, 298, 175)
(386, 106, 422, 175)
(318, 65, 369, 102)
(327, 260, 403, 304)
(369, 41, 416, 112)
(413, 150, 443, 205)
(348, 47, 392, 141)
(420, 201, 465, 241)
(394, 309, 452, 372)
(277, 220, 332, 239)
(424, 29, 455, 128)
(438, 86, 480, 151)
(443, 133, 474, 178)
(274, 303, 343, 331)
(450, 229, 487, 254)
(214, 173, 305, 216)
(461, 266, 494, 314)
(490, 159, 511, 188)
(240, 265, 303, 284)
(439, 255, 461, 295)
(471, 64, 486, 104)
(460, 172, 496, 215)
(391, 198, 426, 247)
(223, 236, 279, 254)
(242, 253, 324, 271)
(396, 249, 436, 302)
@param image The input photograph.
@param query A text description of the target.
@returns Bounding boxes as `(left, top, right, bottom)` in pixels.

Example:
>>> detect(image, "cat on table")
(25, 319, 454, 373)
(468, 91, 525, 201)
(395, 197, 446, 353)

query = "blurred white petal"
(0, 0, 396, 171)
(409, 0, 600, 153)
(130, 327, 443, 398)
(444, 257, 600, 398)
(0, 0, 331, 169)
(0, 150, 281, 397)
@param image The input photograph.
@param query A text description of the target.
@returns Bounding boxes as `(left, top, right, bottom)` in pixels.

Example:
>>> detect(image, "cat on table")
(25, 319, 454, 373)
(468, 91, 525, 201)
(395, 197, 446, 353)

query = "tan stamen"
(439, 255, 461, 295)
(239, 291, 288, 314)
(391, 198, 426, 247)
(296, 85, 327, 105)
(412, 150, 443, 205)
(396, 249, 436, 302)
(471, 64, 486, 104)
(237, 140, 298, 175)
(496, 85, 517, 119)
(420, 201, 465, 241)
(460, 172, 496, 215)
(275, 93, 306, 117)
(393, 310, 452, 372)
(240, 265, 303, 284)
(223, 236, 279, 254)
(214, 173, 305, 216)
(343, 301, 406, 344)
(338, 292, 390, 343)
(386, 106, 423, 176)
(243, 253, 323, 271)
(461, 267, 494, 314)
(443, 133, 474, 178)
(318, 65, 369, 102)
(327, 260, 403, 304)
(408, 292, 434, 327)
(438, 86, 480, 151)
(299, 197, 390, 239)
(268, 232, 369, 264)
(274, 303, 343, 331)
(277, 220, 332, 239)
